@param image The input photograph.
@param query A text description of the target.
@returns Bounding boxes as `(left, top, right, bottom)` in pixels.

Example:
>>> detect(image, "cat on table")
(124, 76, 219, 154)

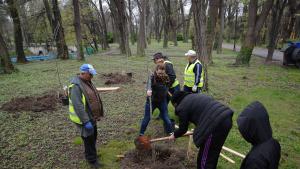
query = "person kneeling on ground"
(168, 91, 233, 169)
(68, 64, 104, 169)
(237, 101, 281, 169)
(139, 64, 174, 136)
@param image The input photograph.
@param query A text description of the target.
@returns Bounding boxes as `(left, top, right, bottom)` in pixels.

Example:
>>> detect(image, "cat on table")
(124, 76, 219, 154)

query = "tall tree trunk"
(179, 0, 187, 43)
(137, 0, 146, 57)
(162, 0, 171, 48)
(73, 0, 84, 60)
(49, 0, 69, 59)
(192, 0, 208, 91)
(281, 0, 297, 43)
(110, 0, 131, 56)
(206, 0, 219, 64)
(217, 0, 225, 54)
(171, 0, 178, 46)
(7, 0, 27, 63)
(99, 0, 109, 49)
(235, 0, 274, 65)
(0, 32, 15, 73)
(154, 0, 161, 42)
(233, 1, 239, 51)
(184, 6, 193, 44)
(266, 0, 287, 62)
(128, 0, 136, 45)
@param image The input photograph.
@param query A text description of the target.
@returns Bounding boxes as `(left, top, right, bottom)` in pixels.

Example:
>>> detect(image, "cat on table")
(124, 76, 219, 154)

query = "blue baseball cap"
(80, 64, 97, 75)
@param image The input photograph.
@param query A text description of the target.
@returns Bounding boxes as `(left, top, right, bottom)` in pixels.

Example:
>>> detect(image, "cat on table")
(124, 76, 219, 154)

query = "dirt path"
(222, 43, 283, 61)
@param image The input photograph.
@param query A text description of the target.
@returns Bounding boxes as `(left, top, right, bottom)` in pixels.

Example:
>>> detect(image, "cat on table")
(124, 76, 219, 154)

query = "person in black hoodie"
(237, 101, 281, 169)
(139, 64, 173, 136)
(168, 91, 233, 169)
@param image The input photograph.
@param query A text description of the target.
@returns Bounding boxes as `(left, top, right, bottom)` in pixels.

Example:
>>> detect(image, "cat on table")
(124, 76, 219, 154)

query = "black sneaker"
(89, 161, 102, 169)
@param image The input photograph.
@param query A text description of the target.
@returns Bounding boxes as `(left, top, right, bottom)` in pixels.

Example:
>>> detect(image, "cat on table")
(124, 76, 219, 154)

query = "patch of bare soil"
(1, 92, 60, 112)
(102, 72, 133, 85)
(121, 144, 187, 169)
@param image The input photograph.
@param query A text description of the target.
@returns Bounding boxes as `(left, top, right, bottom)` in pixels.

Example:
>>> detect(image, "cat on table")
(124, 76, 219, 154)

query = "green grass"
(0, 41, 300, 168)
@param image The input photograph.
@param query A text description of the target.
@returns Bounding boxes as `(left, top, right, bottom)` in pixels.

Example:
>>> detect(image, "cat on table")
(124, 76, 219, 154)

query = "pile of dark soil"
(102, 72, 133, 85)
(121, 144, 187, 169)
(1, 92, 59, 112)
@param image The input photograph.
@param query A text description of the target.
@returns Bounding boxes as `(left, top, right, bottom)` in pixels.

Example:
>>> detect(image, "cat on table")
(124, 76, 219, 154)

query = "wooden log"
(220, 153, 235, 164)
(96, 87, 120, 92)
(222, 146, 246, 159)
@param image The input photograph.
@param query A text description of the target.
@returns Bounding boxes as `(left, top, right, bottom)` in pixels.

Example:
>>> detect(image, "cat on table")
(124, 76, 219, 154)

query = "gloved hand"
(192, 85, 198, 92)
(147, 90, 152, 96)
(84, 121, 93, 130)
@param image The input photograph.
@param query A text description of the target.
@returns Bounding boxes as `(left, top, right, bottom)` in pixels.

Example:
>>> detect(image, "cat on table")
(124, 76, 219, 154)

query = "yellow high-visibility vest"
(68, 84, 86, 124)
(164, 60, 179, 88)
(184, 59, 204, 87)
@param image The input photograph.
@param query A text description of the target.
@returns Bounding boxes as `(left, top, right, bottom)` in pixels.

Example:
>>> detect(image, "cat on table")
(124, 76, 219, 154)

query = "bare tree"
(266, 0, 287, 62)
(136, 0, 147, 56)
(162, 0, 171, 48)
(7, 0, 27, 63)
(217, 0, 225, 54)
(206, 0, 219, 63)
(98, 0, 109, 49)
(128, 0, 136, 45)
(281, 0, 297, 44)
(73, 0, 84, 60)
(192, 0, 208, 91)
(43, 0, 69, 59)
(235, 0, 274, 65)
(0, 31, 14, 73)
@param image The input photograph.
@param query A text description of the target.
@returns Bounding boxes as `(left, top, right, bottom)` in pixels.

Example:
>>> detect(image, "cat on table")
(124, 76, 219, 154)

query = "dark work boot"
(89, 160, 102, 169)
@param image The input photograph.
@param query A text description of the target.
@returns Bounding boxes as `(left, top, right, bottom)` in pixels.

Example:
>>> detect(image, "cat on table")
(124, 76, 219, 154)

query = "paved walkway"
(222, 43, 283, 61)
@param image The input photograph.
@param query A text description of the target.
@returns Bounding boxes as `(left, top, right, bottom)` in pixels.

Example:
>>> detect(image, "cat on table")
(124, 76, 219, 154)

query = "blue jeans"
(139, 97, 173, 135)
(183, 85, 202, 93)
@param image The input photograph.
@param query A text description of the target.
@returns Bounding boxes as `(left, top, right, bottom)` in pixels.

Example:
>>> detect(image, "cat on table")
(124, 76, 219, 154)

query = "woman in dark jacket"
(139, 64, 173, 136)
(168, 91, 233, 169)
(237, 101, 281, 169)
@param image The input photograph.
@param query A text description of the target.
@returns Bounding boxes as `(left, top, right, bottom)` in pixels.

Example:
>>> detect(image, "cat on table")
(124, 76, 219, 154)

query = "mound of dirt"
(1, 92, 59, 113)
(121, 144, 187, 169)
(102, 72, 133, 85)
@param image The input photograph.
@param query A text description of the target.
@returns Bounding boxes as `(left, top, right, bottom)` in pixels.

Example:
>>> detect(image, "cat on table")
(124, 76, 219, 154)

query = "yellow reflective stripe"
(184, 60, 204, 87)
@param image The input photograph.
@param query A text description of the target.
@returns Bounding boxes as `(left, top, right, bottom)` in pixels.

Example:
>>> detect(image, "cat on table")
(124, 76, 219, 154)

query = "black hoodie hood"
(237, 101, 273, 145)
(171, 91, 191, 108)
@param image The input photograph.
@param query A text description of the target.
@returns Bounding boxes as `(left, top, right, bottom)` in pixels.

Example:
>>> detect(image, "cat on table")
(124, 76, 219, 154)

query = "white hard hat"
(185, 50, 197, 57)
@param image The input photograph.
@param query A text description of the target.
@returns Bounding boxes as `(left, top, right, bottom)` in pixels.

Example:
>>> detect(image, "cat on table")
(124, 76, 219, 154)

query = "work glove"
(192, 85, 198, 92)
(147, 90, 152, 96)
(84, 121, 93, 130)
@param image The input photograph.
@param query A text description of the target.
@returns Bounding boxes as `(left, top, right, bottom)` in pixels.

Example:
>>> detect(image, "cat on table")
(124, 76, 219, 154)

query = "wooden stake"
(186, 134, 193, 160)
(220, 153, 235, 164)
(222, 146, 246, 159)
(96, 87, 120, 92)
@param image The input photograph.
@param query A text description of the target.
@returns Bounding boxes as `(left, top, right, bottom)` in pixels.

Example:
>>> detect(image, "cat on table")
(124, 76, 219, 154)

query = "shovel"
(134, 131, 193, 150)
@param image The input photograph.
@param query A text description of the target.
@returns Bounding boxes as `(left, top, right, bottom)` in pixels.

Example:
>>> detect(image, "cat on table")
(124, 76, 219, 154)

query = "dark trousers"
(81, 125, 98, 163)
(183, 85, 202, 93)
(197, 116, 232, 169)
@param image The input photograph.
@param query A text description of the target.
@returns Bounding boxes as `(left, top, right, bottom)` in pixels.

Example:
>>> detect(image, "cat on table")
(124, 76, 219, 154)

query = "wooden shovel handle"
(150, 131, 193, 143)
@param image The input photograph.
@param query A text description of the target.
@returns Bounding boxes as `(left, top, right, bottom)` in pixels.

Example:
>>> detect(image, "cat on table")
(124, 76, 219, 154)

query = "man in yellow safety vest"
(183, 50, 204, 93)
(68, 64, 104, 168)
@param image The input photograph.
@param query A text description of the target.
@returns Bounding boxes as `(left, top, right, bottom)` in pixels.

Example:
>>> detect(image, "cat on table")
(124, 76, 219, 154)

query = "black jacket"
(164, 61, 176, 87)
(173, 93, 233, 147)
(147, 75, 169, 103)
(238, 101, 281, 169)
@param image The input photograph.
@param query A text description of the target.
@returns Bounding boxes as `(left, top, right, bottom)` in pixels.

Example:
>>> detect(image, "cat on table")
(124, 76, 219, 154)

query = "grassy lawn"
(0, 41, 299, 169)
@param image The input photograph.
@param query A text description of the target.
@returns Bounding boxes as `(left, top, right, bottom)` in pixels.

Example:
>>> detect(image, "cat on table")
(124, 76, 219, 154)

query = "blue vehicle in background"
(282, 42, 300, 68)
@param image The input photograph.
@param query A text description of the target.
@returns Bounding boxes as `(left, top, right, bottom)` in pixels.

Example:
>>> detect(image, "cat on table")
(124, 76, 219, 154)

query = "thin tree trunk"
(7, 0, 27, 63)
(110, 0, 131, 56)
(266, 0, 287, 62)
(128, 0, 136, 45)
(179, 0, 187, 43)
(235, 0, 274, 65)
(51, 0, 69, 59)
(154, 0, 161, 42)
(217, 0, 225, 54)
(73, 0, 84, 60)
(0, 32, 15, 73)
(162, 0, 171, 48)
(206, 0, 219, 64)
(99, 0, 109, 49)
(137, 0, 146, 57)
(233, 1, 238, 51)
(192, 0, 208, 91)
